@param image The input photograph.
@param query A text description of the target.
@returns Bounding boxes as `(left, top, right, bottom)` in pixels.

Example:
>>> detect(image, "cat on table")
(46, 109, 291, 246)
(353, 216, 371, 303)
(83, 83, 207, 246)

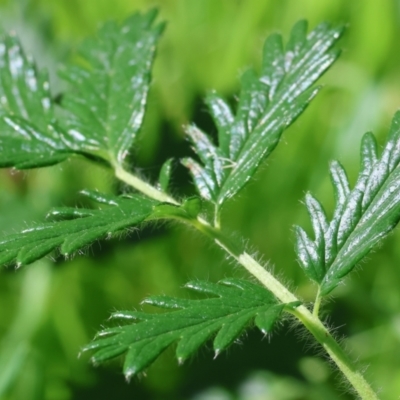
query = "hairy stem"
(116, 168, 379, 400)
(115, 166, 178, 204)
(196, 220, 378, 400)
(293, 308, 378, 400)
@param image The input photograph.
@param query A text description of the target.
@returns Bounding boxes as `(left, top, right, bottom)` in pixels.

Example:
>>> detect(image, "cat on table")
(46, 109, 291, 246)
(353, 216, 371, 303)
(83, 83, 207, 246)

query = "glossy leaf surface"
(295, 111, 400, 295)
(182, 21, 343, 209)
(59, 9, 164, 165)
(0, 34, 72, 168)
(84, 278, 293, 379)
(0, 10, 163, 169)
(0, 191, 159, 267)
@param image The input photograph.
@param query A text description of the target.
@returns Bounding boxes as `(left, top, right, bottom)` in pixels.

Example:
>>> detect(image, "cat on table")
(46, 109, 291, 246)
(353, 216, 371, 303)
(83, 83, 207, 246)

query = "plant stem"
(214, 204, 221, 230)
(313, 288, 322, 317)
(116, 168, 379, 400)
(115, 166, 178, 204)
(200, 223, 379, 400)
(293, 307, 379, 400)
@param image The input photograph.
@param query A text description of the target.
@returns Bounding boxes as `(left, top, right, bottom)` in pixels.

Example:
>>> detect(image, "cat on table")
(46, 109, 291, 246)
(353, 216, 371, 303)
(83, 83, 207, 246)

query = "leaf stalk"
(115, 165, 178, 204)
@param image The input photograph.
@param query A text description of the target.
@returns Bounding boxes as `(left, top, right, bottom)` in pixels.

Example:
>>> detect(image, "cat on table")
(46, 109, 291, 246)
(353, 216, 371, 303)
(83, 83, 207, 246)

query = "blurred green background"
(1, 0, 400, 399)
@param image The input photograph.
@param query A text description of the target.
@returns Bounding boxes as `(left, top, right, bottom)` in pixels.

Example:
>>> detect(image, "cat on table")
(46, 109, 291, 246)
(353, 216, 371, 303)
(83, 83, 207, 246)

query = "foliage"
(0, 9, 163, 168)
(0, 3, 399, 400)
(85, 279, 298, 379)
(0, 191, 158, 267)
(296, 111, 400, 295)
(183, 21, 343, 213)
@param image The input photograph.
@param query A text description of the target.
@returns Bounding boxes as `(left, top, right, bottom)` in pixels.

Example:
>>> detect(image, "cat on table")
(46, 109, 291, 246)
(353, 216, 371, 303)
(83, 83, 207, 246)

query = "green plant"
(0, 8, 397, 399)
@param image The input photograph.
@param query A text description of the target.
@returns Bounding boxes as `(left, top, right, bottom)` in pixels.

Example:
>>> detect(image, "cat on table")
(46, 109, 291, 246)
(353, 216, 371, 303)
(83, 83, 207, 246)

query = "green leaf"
(146, 196, 202, 222)
(182, 20, 343, 209)
(0, 10, 164, 169)
(295, 111, 400, 295)
(0, 34, 72, 168)
(158, 158, 173, 192)
(83, 278, 292, 379)
(181, 196, 202, 218)
(59, 9, 164, 165)
(0, 191, 159, 267)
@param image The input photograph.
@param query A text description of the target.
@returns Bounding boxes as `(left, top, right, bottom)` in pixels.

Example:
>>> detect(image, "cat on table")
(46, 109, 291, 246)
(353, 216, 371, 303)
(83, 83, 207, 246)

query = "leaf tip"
(125, 367, 137, 382)
(333, 23, 346, 38)
(90, 355, 100, 367)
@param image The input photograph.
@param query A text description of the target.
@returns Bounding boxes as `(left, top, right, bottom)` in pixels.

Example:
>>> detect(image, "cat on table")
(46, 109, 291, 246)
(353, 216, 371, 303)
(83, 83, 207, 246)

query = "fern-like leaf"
(0, 191, 206, 268)
(0, 191, 160, 267)
(295, 111, 400, 295)
(182, 21, 343, 210)
(0, 10, 163, 169)
(83, 278, 299, 379)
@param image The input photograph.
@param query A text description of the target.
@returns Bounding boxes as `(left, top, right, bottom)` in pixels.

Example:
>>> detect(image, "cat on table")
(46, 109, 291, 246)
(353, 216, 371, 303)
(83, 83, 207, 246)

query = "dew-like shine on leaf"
(84, 278, 293, 379)
(0, 34, 72, 168)
(59, 9, 164, 165)
(0, 10, 163, 169)
(295, 111, 400, 295)
(183, 21, 343, 210)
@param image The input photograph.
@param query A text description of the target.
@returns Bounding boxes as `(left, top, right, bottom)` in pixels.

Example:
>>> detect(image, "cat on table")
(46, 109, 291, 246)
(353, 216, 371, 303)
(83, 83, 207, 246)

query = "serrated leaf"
(296, 111, 400, 295)
(360, 132, 378, 174)
(0, 191, 159, 267)
(83, 278, 290, 378)
(142, 295, 195, 309)
(183, 20, 343, 210)
(294, 225, 324, 282)
(255, 305, 285, 334)
(0, 10, 163, 170)
(305, 194, 329, 249)
(0, 35, 72, 168)
(0, 189, 205, 268)
(59, 9, 164, 165)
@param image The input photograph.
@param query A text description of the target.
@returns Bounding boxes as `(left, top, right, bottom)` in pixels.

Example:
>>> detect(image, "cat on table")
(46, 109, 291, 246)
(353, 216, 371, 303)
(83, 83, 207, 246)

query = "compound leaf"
(84, 278, 293, 379)
(295, 111, 400, 295)
(183, 20, 343, 210)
